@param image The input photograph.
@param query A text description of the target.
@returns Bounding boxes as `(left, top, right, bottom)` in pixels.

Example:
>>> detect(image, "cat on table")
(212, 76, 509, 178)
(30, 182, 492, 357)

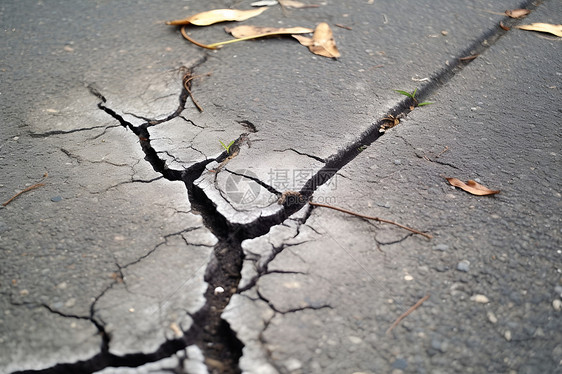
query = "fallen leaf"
(505, 9, 530, 19)
(225, 25, 313, 39)
(279, 0, 319, 8)
(293, 22, 340, 58)
(446, 177, 500, 196)
(205, 25, 313, 49)
(251, 0, 278, 6)
(499, 21, 510, 31)
(515, 23, 562, 38)
(166, 7, 267, 26)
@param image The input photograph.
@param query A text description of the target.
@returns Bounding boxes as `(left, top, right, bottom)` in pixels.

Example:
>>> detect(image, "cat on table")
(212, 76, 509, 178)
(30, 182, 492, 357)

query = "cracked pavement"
(1, 0, 561, 373)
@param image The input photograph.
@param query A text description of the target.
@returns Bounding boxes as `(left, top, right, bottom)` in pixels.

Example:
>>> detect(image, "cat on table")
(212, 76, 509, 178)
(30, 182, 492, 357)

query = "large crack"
(16, 3, 544, 371)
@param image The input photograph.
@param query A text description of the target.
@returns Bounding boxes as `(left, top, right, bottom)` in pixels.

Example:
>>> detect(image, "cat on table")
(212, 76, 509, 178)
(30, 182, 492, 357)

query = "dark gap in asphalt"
(82, 65, 307, 373)
(296, 0, 541, 204)
(88, 78, 248, 373)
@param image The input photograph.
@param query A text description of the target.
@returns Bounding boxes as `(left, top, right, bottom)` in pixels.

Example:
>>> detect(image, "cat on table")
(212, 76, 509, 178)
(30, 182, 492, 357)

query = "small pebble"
(504, 330, 512, 341)
(431, 338, 448, 353)
(554, 285, 562, 297)
(284, 358, 302, 371)
(404, 275, 413, 281)
(456, 260, 470, 272)
(394, 159, 402, 165)
(433, 244, 449, 252)
(553, 299, 562, 311)
(51, 196, 62, 202)
(470, 294, 489, 304)
(392, 358, 408, 370)
(214, 286, 225, 295)
(487, 311, 498, 324)
(534, 327, 545, 337)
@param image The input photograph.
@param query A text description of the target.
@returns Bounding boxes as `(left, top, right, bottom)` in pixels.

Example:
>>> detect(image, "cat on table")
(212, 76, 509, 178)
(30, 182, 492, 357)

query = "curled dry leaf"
(516, 23, 562, 38)
(446, 177, 500, 196)
(499, 21, 510, 31)
(225, 25, 313, 39)
(505, 9, 530, 19)
(292, 22, 340, 58)
(166, 7, 267, 26)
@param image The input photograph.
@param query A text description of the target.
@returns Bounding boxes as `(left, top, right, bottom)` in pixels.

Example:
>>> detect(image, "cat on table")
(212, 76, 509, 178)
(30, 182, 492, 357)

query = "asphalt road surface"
(1, 0, 561, 373)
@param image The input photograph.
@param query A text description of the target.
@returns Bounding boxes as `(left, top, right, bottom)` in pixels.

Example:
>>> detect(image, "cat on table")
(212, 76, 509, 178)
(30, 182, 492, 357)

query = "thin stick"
(309, 202, 433, 239)
(436, 146, 449, 158)
(3, 173, 48, 206)
(335, 24, 352, 30)
(386, 294, 430, 335)
(459, 54, 479, 61)
(182, 72, 211, 112)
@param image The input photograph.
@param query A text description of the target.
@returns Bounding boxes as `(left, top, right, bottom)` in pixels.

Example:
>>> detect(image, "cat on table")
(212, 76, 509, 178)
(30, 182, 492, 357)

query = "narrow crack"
(29, 125, 118, 138)
(238, 241, 308, 293)
(273, 148, 325, 163)
(255, 288, 332, 315)
(224, 168, 281, 197)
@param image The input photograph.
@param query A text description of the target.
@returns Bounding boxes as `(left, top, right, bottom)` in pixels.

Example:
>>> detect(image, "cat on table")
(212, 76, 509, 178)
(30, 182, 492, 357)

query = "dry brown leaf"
(166, 7, 267, 26)
(279, 0, 319, 9)
(516, 23, 562, 37)
(225, 25, 313, 39)
(293, 22, 340, 58)
(505, 9, 530, 19)
(446, 177, 500, 196)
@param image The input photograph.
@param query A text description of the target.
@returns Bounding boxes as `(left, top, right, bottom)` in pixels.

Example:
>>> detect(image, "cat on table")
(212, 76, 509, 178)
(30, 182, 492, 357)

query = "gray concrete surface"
(1, 0, 560, 373)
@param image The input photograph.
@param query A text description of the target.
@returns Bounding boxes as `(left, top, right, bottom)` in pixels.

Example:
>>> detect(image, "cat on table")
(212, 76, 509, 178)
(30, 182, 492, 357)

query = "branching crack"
(255, 288, 332, 315)
(29, 9, 544, 369)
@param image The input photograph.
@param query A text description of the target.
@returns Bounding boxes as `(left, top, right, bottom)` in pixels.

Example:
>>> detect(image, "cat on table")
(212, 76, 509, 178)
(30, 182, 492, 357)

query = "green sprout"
(219, 139, 235, 154)
(394, 88, 433, 107)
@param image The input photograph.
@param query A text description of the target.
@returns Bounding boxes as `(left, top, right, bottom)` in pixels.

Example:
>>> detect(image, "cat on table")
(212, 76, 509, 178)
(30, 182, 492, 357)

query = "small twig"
(386, 293, 430, 335)
(436, 146, 449, 158)
(309, 202, 432, 239)
(182, 71, 211, 112)
(335, 23, 352, 30)
(459, 54, 479, 61)
(2, 173, 48, 206)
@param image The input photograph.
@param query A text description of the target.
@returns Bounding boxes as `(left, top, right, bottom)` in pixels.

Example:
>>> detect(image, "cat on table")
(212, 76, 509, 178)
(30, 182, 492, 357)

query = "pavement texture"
(1, 0, 561, 373)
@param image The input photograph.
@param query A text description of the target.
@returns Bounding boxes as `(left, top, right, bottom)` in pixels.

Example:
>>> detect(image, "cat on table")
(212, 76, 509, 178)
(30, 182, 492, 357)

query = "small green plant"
(358, 145, 368, 152)
(394, 88, 433, 107)
(219, 139, 235, 154)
